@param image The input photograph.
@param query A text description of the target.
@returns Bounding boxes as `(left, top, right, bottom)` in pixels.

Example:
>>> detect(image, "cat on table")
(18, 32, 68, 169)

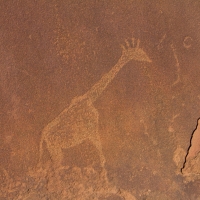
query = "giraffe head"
(120, 38, 152, 63)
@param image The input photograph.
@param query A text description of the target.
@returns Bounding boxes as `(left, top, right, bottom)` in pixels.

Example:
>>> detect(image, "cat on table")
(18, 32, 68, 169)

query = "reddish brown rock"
(1, 0, 200, 199)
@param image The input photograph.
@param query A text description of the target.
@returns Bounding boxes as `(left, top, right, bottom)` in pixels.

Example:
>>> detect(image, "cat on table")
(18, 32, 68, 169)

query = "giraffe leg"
(47, 144, 63, 168)
(90, 136, 106, 168)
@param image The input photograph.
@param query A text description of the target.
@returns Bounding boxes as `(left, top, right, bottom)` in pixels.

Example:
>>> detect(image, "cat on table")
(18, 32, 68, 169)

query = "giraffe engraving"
(39, 38, 152, 168)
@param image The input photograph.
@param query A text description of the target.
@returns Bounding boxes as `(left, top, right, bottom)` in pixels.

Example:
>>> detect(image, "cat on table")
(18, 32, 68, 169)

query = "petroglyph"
(39, 38, 152, 169)
(168, 113, 180, 133)
(157, 33, 166, 50)
(183, 36, 193, 49)
(140, 119, 149, 136)
(171, 43, 181, 86)
(39, 95, 106, 168)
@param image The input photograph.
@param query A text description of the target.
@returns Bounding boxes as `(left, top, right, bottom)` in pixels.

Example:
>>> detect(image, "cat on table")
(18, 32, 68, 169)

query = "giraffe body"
(40, 95, 106, 167)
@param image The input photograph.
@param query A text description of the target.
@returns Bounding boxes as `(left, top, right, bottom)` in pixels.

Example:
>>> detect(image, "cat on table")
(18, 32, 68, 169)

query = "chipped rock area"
(182, 119, 200, 181)
(1, 0, 200, 199)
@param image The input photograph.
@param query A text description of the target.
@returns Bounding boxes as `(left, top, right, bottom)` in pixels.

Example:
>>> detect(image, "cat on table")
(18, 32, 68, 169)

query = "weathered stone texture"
(1, 0, 200, 199)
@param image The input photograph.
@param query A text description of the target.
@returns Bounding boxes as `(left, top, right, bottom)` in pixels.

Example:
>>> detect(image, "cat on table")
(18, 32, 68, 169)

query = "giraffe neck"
(85, 57, 127, 103)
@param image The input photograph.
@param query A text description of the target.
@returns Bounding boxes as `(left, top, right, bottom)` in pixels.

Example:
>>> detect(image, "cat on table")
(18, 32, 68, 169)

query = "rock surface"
(1, 0, 200, 199)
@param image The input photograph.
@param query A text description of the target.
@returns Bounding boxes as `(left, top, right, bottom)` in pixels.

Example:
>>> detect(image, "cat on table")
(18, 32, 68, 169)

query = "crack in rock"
(181, 118, 200, 180)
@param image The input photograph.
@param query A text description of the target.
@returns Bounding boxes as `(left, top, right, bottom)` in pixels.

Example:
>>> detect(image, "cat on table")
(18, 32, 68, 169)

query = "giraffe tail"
(38, 132, 45, 164)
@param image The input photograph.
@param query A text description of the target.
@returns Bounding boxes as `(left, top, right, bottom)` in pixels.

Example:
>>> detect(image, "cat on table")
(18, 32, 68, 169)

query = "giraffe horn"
(136, 39, 140, 48)
(125, 39, 130, 48)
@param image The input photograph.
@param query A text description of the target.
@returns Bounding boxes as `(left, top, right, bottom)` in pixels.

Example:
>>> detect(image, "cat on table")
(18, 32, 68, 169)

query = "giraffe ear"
(131, 38, 135, 47)
(125, 39, 130, 48)
(120, 44, 126, 51)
